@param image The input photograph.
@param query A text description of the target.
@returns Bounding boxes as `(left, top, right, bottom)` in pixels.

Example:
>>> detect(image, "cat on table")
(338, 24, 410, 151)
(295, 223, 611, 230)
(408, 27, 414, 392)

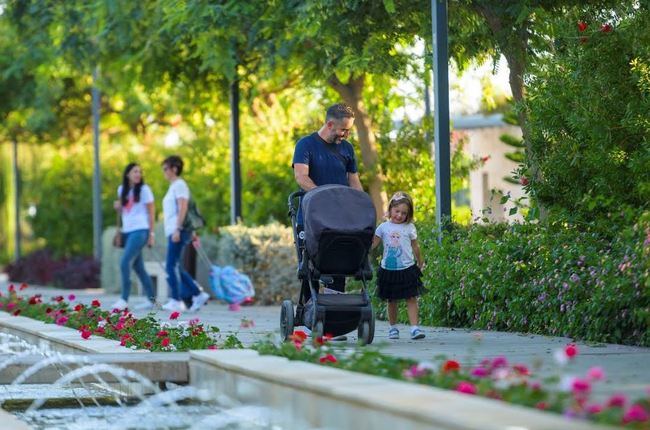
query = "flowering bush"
(254, 331, 650, 428)
(0, 285, 242, 351)
(4, 249, 99, 289)
(405, 211, 650, 346)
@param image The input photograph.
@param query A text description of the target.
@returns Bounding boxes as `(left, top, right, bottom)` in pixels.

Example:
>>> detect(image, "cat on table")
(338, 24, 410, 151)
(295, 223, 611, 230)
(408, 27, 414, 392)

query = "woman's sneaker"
(134, 299, 156, 311)
(410, 327, 425, 340)
(189, 292, 210, 312)
(162, 299, 187, 312)
(110, 298, 128, 311)
(388, 327, 399, 339)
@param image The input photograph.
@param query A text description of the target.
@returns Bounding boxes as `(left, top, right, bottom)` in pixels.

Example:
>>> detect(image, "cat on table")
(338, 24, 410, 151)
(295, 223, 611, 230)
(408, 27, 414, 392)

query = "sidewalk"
(1, 280, 649, 401)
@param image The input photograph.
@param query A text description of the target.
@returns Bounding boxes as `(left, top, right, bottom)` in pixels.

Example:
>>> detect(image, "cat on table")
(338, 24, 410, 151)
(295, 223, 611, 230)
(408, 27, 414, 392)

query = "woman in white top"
(161, 155, 209, 312)
(111, 163, 156, 311)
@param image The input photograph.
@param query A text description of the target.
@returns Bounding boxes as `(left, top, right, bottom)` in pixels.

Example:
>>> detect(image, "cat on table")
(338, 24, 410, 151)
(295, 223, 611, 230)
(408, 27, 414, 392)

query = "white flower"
(553, 349, 569, 366)
(559, 375, 577, 392)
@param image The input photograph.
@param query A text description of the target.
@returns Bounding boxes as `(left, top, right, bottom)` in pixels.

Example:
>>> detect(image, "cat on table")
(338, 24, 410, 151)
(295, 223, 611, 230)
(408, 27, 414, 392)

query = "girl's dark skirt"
(376, 264, 426, 301)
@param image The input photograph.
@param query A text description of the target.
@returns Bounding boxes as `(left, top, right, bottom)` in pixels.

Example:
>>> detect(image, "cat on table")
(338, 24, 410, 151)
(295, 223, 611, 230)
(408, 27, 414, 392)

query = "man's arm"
(294, 163, 317, 191)
(348, 172, 363, 191)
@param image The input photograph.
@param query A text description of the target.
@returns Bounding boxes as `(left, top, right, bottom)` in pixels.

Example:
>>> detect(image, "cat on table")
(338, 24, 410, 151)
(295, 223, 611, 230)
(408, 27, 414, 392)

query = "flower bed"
(2, 285, 648, 428)
(254, 331, 650, 429)
(0, 284, 242, 351)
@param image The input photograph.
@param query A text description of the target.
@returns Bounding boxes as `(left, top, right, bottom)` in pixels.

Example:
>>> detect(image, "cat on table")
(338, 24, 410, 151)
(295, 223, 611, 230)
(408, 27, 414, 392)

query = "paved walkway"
(1, 279, 649, 401)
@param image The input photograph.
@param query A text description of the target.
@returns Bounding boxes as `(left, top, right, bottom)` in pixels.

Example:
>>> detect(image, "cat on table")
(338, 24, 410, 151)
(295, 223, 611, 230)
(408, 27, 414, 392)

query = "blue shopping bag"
(209, 265, 255, 305)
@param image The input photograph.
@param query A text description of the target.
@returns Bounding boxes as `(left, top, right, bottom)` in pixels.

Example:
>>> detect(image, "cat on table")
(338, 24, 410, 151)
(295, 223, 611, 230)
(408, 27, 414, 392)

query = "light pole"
(229, 72, 242, 225)
(91, 66, 102, 260)
(431, 0, 451, 235)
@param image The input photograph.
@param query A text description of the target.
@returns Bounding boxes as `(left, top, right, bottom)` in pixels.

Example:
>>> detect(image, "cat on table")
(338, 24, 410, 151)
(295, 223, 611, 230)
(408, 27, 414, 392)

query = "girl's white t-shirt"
(162, 178, 190, 237)
(117, 184, 154, 233)
(374, 221, 417, 270)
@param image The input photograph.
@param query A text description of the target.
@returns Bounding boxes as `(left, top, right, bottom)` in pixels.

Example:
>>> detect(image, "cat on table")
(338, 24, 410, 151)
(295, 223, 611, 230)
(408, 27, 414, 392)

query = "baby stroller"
(282, 184, 376, 345)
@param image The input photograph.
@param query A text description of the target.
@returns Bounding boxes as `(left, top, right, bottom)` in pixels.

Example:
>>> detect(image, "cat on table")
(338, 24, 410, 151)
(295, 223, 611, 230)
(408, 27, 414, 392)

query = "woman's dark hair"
(162, 155, 184, 176)
(121, 163, 144, 205)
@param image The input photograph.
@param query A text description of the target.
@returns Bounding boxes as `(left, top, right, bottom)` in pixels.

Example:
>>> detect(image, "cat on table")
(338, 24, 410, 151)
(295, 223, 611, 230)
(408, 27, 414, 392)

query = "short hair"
(387, 191, 415, 223)
(162, 155, 184, 176)
(326, 103, 355, 122)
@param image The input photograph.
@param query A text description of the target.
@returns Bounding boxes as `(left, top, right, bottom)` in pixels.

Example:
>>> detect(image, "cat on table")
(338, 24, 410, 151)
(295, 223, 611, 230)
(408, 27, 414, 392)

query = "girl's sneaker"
(110, 298, 128, 311)
(162, 299, 187, 312)
(388, 327, 399, 339)
(134, 299, 156, 311)
(410, 327, 425, 340)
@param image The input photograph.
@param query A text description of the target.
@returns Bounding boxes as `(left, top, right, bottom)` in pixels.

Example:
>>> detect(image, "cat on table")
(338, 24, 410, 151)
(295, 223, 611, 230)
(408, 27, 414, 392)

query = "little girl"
(372, 191, 426, 340)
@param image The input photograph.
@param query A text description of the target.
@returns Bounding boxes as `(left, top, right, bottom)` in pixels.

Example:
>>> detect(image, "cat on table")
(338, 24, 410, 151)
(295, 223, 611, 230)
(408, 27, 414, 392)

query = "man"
(293, 103, 363, 192)
(292, 103, 364, 289)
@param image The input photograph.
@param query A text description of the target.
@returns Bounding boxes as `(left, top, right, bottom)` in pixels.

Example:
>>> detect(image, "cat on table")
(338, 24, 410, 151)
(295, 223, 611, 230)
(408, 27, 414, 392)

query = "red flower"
(91, 299, 101, 308)
(13, 309, 21, 316)
(207, 345, 218, 350)
(161, 338, 170, 347)
(579, 36, 589, 45)
(28, 295, 42, 305)
(564, 343, 578, 359)
(606, 393, 627, 408)
(55, 316, 69, 325)
(169, 311, 180, 320)
(455, 381, 477, 395)
(54, 295, 64, 303)
(319, 354, 338, 364)
(94, 327, 105, 335)
(519, 176, 529, 186)
(19, 283, 28, 290)
(74, 304, 84, 312)
(7, 302, 16, 310)
(577, 21, 588, 32)
(45, 307, 52, 314)
(291, 330, 308, 341)
(513, 364, 530, 376)
(144, 342, 153, 349)
(481, 155, 490, 163)
(8, 284, 15, 292)
(81, 330, 92, 340)
(536, 401, 548, 410)
(600, 23, 612, 33)
(623, 404, 649, 424)
(442, 360, 461, 373)
(157, 330, 169, 338)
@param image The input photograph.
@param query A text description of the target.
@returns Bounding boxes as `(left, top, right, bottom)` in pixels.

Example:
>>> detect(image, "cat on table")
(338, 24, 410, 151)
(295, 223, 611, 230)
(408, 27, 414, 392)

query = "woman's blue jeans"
(120, 229, 155, 301)
(165, 229, 200, 301)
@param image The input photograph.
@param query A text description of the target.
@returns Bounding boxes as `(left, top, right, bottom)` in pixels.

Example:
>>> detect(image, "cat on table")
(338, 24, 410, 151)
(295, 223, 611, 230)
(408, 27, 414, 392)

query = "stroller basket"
(314, 231, 373, 277)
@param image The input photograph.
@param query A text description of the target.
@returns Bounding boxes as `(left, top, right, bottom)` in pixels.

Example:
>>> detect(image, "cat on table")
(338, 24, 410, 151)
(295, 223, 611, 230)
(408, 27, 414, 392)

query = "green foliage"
(378, 121, 480, 222)
(525, 5, 650, 219)
(415, 211, 650, 346)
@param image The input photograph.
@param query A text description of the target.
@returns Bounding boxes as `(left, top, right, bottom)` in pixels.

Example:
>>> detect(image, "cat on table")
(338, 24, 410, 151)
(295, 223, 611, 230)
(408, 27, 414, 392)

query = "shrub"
(411, 211, 650, 346)
(205, 223, 297, 305)
(4, 249, 100, 289)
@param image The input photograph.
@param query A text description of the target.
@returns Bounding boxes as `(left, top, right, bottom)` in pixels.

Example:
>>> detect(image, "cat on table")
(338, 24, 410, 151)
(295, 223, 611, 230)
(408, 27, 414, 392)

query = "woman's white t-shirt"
(162, 178, 190, 237)
(117, 184, 154, 233)
(374, 221, 417, 270)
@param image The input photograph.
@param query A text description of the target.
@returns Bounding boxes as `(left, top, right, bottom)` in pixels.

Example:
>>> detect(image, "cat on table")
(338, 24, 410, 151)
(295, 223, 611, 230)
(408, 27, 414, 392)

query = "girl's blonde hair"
(386, 191, 414, 223)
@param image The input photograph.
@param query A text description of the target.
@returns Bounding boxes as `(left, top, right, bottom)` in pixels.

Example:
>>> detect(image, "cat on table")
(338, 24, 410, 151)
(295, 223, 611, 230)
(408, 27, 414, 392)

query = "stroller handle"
(287, 190, 306, 213)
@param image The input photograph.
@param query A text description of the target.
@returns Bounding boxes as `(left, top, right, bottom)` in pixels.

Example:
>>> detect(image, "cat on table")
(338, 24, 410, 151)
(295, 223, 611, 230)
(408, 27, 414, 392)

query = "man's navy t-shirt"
(292, 132, 358, 187)
(292, 132, 358, 224)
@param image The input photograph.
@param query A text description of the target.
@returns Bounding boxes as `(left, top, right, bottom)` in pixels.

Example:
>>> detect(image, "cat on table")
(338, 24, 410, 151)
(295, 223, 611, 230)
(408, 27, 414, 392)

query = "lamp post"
(431, 0, 451, 237)
(91, 66, 102, 260)
(229, 72, 242, 225)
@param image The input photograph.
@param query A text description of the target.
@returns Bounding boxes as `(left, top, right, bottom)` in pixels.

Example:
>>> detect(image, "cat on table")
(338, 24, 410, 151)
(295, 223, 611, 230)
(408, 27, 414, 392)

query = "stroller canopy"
(302, 184, 376, 257)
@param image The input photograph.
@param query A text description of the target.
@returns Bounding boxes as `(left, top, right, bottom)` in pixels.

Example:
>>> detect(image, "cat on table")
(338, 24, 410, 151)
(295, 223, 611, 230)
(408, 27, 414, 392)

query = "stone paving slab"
(2, 282, 649, 400)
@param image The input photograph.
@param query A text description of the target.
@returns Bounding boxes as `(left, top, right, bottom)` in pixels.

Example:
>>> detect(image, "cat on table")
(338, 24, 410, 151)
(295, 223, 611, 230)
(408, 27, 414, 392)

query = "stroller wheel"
(280, 300, 294, 341)
(358, 308, 375, 346)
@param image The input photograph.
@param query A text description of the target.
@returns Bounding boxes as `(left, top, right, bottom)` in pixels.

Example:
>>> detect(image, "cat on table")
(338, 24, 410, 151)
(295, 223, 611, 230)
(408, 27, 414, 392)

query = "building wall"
(464, 125, 526, 223)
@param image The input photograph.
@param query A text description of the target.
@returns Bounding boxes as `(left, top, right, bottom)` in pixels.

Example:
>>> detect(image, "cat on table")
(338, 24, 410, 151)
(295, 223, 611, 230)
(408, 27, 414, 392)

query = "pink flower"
(68, 294, 76, 301)
(606, 393, 627, 408)
(319, 354, 337, 364)
(55, 316, 69, 326)
(536, 401, 548, 410)
(81, 330, 92, 340)
(455, 381, 477, 395)
(169, 311, 180, 320)
(207, 345, 218, 350)
(161, 338, 170, 347)
(491, 356, 508, 369)
(7, 302, 15, 310)
(571, 378, 591, 395)
(471, 367, 489, 378)
(623, 404, 649, 424)
(564, 343, 578, 359)
(403, 364, 430, 379)
(586, 366, 605, 381)
(586, 404, 603, 414)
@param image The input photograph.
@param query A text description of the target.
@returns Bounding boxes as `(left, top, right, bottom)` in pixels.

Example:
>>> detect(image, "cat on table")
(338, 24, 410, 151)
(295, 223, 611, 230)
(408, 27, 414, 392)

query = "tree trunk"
(328, 74, 387, 221)
(475, 6, 547, 219)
